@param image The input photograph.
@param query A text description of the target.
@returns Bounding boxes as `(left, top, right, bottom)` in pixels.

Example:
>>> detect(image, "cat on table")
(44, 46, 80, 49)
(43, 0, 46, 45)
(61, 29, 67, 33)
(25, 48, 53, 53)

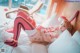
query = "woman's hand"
(6, 13, 10, 18)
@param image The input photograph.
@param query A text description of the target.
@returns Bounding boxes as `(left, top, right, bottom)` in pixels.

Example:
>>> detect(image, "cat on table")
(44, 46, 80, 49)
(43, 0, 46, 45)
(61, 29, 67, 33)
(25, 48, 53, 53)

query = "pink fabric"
(17, 9, 36, 28)
(13, 9, 36, 40)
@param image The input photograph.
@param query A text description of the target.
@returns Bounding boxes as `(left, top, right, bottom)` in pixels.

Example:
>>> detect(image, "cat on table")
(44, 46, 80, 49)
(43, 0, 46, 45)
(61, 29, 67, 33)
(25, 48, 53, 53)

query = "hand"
(6, 13, 10, 18)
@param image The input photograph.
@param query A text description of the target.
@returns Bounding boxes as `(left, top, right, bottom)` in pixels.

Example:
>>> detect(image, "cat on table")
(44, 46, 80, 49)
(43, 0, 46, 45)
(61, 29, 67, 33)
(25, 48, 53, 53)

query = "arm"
(28, 0, 43, 15)
(6, 10, 18, 14)
(6, 10, 18, 18)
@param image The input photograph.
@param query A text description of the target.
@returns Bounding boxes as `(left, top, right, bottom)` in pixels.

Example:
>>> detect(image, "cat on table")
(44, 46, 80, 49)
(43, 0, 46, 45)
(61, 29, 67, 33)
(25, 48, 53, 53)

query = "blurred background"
(0, 0, 49, 14)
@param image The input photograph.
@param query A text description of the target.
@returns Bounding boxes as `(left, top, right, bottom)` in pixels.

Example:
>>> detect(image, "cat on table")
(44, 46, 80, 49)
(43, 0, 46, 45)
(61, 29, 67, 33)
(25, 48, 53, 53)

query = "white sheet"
(0, 6, 48, 53)
(72, 31, 80, 45)
(0, 29, 32, 53)
(31, 43, 48, 53)
(12, 45, 32, 53)
(41, 13, 57, 28)
(0, 29, 48, 53)
(48, 30, 80, 53)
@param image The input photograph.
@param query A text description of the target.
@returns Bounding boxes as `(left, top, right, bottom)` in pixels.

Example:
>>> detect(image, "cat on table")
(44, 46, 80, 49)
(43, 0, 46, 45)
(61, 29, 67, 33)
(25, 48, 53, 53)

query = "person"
(4, 14, 78, 47)
(4, 0, 79, 47)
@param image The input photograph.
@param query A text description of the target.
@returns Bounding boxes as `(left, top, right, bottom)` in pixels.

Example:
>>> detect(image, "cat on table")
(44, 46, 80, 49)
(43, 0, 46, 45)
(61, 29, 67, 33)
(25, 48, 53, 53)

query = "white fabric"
(0, 30, 13, 42)
(12, 43, 48, 53)
(12, 45, 32, 53)
(0, 23, 15, 42)
(0, 6, 48, 53)
(48, 30, 80, 53)
(8, 13, 17, 20)
(0, 29, 48, 53)
(41, 13, 57, 28)
(72, 31, 80, 45)
(41, 0, 45, 4)
(31, 43, 48, 53)
(0, 30, 32, 53)
(0, 29, 30, 45)
(25, 29, 37, 36)
(58, 17, 64, 25)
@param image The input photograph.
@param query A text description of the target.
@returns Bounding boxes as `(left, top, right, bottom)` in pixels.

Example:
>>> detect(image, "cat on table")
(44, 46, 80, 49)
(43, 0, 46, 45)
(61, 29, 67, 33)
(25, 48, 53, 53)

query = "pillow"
(72, 31, 80, 45)
(48, 30, 80, 53)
